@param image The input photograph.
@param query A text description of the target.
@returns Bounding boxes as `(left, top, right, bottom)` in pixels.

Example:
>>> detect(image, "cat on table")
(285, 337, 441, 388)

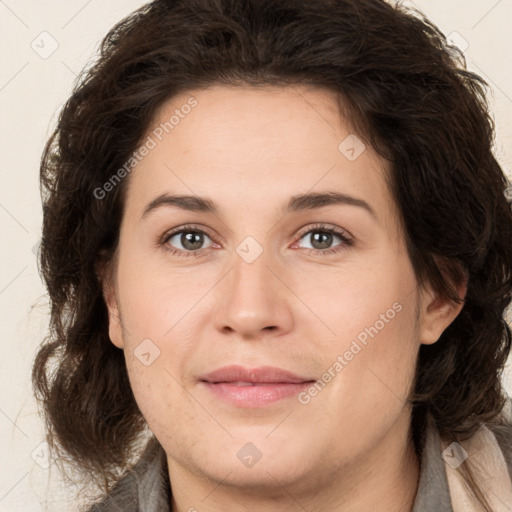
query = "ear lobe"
(97, 260, 125, 350)
(418, 274, 468, 346)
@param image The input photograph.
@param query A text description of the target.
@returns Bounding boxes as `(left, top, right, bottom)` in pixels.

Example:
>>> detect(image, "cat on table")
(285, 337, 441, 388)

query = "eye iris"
(181, 231, 204, 250)
(311, 231, 332, 250)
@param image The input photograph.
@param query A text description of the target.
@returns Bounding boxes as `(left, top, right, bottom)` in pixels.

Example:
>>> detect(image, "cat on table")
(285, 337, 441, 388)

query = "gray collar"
(411, 414, 453, 511)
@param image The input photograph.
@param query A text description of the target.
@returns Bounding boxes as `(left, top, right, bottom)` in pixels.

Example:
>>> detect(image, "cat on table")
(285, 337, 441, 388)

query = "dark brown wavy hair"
(32, 0, 512, 509)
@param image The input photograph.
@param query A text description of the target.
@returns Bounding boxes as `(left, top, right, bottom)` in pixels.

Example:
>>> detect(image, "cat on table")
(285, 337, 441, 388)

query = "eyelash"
(160, 223, 354, 258)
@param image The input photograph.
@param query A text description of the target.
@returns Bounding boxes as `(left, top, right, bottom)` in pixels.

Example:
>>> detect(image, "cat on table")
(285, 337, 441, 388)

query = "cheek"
(295, 308, 418, 469)
(114, 254, 212, 439)
(121, 325, 200, 440)
(305, 258, 420, 418)
(115, 250, 215, 340)
(316, 294, 419, 424)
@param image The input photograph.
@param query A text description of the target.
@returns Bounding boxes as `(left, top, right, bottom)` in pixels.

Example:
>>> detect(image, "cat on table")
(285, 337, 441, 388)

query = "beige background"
(0, 0, 511, 510)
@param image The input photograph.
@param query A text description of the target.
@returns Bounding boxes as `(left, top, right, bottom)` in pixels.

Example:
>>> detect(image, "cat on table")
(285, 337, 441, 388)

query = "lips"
(199, 365, 316, 408)
(199, 364, 314, 384)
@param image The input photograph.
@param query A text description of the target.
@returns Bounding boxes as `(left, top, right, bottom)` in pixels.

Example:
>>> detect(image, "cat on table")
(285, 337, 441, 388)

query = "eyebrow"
(141, 191, 377, 220)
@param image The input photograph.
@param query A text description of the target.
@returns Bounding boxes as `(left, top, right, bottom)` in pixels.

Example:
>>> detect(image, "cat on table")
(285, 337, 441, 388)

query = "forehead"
(122, 84, 398, 232)
(146, 84, 351, 163)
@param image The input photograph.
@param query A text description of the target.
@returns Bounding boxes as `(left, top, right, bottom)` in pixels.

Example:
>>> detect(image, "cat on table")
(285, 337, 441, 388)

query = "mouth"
(212, 381, 293, 386)
(198, 365, 316, 408)
(199, 364, 315, 384)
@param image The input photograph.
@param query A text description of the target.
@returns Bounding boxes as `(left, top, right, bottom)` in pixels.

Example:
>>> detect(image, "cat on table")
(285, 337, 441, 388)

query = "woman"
(32, 0, 512, 511)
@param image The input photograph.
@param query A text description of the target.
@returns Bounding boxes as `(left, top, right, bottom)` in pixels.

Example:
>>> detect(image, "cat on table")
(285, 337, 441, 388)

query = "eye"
(160, 223, 353, 258)
(161, 224, 215, 257)
(294, 223, 353, 256)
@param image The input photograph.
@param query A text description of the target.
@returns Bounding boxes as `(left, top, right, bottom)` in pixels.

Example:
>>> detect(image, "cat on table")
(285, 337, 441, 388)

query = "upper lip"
(199, 365, 315, 384)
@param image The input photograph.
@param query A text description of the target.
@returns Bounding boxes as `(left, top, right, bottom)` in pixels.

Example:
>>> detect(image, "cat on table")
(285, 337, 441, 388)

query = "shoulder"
(487, 396, 512, 480)
(85, 471, 139, 512)
(84, 436, 170, 512)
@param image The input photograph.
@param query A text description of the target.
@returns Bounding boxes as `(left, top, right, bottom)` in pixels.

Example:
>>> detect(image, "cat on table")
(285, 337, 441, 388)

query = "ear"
(418, 268, 468, 346)
(97, 257, 125, 349)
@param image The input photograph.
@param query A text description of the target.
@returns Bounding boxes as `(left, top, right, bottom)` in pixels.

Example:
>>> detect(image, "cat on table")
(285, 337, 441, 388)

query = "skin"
(103, 84, 467, 512)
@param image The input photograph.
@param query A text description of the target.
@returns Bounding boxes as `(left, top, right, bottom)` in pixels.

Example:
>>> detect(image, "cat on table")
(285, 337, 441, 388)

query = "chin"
(198, 440, 314, 483)
(199, 458, 309, 492)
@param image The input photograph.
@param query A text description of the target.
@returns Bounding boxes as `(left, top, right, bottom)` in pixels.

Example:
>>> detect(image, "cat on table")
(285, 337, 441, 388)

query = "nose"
(212, 246, 294, 340)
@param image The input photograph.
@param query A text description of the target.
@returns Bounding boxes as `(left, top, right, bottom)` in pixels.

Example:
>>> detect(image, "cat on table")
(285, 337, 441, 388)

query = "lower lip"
(201, 381, 313, 408)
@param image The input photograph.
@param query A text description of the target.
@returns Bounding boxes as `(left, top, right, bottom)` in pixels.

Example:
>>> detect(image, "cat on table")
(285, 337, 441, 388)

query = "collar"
(411, 413, 453, 511)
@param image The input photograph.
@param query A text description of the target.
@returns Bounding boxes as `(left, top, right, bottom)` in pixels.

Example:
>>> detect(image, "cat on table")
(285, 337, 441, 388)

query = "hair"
(32, 0, 512, 509)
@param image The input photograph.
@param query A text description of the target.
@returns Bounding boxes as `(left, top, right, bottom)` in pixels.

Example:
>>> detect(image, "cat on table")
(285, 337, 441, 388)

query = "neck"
(167, 410, 420, 512)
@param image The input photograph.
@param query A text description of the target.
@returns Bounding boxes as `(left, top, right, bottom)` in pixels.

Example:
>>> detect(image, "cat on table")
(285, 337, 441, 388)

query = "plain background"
(1, 0, 511, 510)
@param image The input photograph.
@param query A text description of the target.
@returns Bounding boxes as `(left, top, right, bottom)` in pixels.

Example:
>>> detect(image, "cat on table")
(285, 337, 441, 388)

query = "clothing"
(87, 407, 512, 512)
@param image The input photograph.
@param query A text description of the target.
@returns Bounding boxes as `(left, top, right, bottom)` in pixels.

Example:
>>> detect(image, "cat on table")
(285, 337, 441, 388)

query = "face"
(103, 84, 464, 498)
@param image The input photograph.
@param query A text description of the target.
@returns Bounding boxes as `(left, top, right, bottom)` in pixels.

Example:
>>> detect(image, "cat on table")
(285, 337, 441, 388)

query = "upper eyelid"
(296, 223, 352, 239)
(163, 224, 217, 242)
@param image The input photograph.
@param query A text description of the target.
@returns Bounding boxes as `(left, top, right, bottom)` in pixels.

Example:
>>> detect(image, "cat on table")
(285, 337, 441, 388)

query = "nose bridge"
(230, 237, 277, 311)
(213, 235, 292, 337)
